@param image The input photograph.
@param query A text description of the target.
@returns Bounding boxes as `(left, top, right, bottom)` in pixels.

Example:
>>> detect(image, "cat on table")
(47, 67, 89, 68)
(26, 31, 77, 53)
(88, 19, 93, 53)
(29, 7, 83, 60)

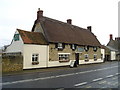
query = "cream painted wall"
(23, 44, 49, 69)
(6, 30, 24, 53)
(111, 51, 116, 60)
(79, 59, 103, 64)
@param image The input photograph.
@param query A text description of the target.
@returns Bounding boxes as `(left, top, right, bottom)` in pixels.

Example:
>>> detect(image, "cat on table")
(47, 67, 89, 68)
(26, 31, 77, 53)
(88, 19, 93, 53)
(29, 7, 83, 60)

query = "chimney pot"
(37, 8, 43, 20)
(109, 34, 113, 40)
(87, 26, 92, 32)
(67, 19, 72, 24)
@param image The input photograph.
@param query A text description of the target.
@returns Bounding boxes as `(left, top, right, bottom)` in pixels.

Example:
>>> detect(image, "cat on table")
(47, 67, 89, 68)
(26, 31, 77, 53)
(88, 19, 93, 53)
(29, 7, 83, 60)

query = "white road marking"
(74, 82, 87, 87)
(115, 73, 118, 75)
(106, 75, 114, 78)
(93, 78, 103, 81)
(2, 65, 118, 86)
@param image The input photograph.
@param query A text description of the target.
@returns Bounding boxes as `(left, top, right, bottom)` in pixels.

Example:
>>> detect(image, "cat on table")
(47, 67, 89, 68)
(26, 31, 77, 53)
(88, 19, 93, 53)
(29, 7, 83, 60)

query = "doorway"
(75, 53, 79, 65)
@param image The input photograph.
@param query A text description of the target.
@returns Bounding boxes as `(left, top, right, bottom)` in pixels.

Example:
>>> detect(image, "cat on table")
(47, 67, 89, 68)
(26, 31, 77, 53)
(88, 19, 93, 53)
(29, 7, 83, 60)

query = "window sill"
(59, 60, 70, 63)
(32, 62, 39, 65)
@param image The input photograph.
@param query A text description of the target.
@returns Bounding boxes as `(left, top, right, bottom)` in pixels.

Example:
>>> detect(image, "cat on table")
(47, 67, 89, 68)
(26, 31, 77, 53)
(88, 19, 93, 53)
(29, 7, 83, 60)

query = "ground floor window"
(101, 54, 103, 60)
(58, 53, 70, 62)
(94, 54, 97, 61)
(84, 54, 89, 62)
(32, 54, 39, 65)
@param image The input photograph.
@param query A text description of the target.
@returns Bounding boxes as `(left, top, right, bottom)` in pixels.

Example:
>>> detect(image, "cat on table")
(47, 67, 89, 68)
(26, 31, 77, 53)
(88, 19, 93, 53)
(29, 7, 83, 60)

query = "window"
(71, 44, 76, 50)
(84, 46, 89, 52)
(72, 44, 75, 50)
(32, 54, 39, 65)
(94, 54, 97, 61)
(101, 54, 103, 60)
(58, 43, 63, 49)
(93, 47, 97, 52)
(84, 54, 89, 61)
(58, 53, 70, 62)
(14, 34, 19, 41)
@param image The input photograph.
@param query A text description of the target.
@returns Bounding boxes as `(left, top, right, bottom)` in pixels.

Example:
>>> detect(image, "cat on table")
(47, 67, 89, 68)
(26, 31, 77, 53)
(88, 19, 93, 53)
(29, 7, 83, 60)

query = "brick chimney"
(67, 19, 72, 24)
(37, 8, 43, 20)
(109, 34, 113, 40)
(87, 26, 92, 32)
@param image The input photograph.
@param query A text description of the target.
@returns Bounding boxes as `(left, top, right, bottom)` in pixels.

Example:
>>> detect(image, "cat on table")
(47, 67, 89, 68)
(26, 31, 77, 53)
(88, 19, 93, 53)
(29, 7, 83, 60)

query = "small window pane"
(32, 54, 39, 62)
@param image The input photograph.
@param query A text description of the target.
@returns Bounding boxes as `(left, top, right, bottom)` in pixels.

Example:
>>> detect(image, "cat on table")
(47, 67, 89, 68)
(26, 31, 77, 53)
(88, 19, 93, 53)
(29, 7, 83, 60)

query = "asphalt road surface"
(1, 61, 120, 89)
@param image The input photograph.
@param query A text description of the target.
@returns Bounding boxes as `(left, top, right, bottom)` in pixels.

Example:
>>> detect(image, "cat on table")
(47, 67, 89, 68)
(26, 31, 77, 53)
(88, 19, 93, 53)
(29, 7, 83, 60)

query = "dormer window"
(93, 47, 97, 52)
(70, 44, 77, 50)
(14, 34, 19, 41)
(55, 43, 65, 50)
(84, 46, 89, 52)
(72, 44, 75, 50)
(58, 43, 63, 49)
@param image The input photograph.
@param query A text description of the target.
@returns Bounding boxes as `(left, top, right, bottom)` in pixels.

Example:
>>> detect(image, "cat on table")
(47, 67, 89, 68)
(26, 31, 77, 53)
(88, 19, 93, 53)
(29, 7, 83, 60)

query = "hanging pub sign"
(77, 47, 84, 52)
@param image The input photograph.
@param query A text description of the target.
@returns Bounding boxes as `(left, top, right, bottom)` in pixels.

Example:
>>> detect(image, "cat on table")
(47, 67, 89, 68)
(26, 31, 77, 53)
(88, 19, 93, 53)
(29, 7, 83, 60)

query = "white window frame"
(58, 43, 63, 49)
(94, 54, 97, 61)
(101, 54, 103, 60)
(32, 54, 39, 62)
(58, 53, 70, 61)
(84, 54, 89, 61)
(72, 44, 75, 50)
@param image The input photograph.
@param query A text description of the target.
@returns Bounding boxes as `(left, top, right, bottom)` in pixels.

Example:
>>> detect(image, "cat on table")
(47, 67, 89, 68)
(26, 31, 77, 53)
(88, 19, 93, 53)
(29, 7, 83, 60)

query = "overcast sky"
(0, 0, 119, 47)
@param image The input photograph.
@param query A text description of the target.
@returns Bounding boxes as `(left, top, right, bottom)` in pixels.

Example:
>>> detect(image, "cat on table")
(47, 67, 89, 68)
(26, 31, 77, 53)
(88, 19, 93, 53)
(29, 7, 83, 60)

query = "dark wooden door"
(75, 53, 79, 65)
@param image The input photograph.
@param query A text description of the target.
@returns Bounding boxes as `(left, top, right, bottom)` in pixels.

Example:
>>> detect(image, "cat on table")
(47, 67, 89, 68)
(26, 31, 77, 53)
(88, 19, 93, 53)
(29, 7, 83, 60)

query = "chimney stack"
(109, 34, 113, 40)
(67, 19, 72, 24)
(37, 8, 43, 20)
(87, 26, 92, 32)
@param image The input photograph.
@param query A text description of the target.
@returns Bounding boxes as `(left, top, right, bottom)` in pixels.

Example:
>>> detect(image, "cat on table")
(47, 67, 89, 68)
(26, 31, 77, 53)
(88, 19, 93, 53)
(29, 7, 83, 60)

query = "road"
(1, 61, 120, 89)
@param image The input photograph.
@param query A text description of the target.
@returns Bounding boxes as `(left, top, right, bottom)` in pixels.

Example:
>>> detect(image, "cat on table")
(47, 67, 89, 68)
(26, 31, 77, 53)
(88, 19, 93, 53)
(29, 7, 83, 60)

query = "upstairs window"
(55, 43, 65, 50)
(94, 54, 97, 61)
(70, 44, 77, 50)
(84, 46, 89, 52)
(14, 34, 19, 41)
(58, 43, 63, 49)
(93, 47, 98, 52)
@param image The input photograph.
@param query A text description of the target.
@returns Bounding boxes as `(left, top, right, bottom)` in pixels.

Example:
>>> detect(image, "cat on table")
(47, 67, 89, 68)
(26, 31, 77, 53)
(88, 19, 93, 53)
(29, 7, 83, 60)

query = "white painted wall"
(111, 51, 116, 60)
(23, 44, 49, 69)
(5, 30, 24, 53)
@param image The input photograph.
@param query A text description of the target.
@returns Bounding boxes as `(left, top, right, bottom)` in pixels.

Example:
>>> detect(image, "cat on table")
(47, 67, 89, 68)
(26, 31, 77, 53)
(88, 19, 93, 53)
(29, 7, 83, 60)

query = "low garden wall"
(2, 53, 23, 73)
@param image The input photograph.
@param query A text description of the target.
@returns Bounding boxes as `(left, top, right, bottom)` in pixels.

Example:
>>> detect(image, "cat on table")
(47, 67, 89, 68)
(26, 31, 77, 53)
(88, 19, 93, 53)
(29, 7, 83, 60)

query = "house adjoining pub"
(5, 8, 104, 69)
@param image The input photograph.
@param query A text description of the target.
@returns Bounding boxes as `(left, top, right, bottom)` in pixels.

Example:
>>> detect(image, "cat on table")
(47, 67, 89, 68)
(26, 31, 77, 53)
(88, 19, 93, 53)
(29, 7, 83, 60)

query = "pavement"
(2, 62, 106, 76)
